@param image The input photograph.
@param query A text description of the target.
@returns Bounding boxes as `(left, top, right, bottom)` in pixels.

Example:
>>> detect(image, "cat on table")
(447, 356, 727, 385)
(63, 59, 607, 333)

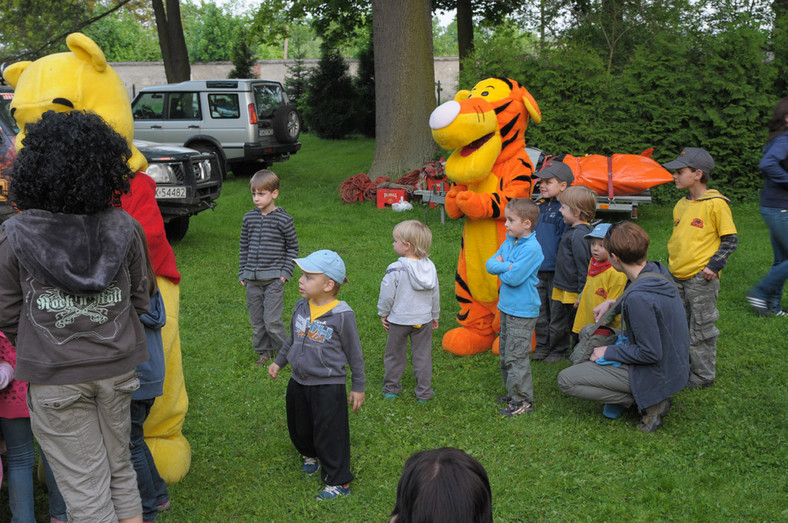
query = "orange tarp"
(557, 149, 674, 197)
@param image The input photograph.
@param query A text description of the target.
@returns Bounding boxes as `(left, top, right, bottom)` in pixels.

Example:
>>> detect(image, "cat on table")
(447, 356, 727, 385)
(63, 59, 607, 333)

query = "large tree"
(370, 0, 436, 176)
(151, 0, 190, 83)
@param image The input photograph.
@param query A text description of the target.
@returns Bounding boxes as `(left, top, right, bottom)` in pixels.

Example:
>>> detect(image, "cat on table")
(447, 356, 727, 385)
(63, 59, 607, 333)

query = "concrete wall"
(112, 57, 460, 101)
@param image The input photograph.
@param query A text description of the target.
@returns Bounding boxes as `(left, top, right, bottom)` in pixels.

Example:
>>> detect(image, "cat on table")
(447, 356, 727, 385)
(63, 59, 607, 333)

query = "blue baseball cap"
(294, 250, 348, 284)
(585, 223, 611, 239)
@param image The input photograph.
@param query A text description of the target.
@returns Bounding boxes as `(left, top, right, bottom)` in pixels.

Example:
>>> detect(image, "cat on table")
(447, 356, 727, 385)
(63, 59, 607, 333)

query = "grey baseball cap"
(662, 147, 715, 174)
(535, 159, 574, 184)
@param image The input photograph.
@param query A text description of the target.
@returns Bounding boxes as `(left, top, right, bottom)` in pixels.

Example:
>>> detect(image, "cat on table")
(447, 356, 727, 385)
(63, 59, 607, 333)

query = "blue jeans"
(751, 206, 788, 312)
(131, 398, 169, 521)
(40, 450, 68, 521)
(0, 417, 35, 522)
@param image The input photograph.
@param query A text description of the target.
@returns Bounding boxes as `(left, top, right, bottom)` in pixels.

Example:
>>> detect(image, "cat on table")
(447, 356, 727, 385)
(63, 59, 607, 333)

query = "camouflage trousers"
(674, 272, 720, 385)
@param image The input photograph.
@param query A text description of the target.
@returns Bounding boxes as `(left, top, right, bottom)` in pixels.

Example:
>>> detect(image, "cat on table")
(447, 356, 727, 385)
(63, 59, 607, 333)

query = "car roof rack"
(206, 81, 238, 89)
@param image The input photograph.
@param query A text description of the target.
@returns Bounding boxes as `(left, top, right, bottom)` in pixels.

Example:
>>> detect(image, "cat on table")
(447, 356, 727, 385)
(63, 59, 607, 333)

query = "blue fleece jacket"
(604, 262, 689, 410)
(759, 132, 788, 209)
(486, 232, 544, 318)
(535, 198, 566, 272)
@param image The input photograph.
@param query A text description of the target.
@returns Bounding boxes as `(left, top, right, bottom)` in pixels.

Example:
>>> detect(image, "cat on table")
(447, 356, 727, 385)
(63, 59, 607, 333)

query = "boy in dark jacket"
(533, 160, 573, 360)
(557, 222, 690, 433)
(268, 250, 365, 501)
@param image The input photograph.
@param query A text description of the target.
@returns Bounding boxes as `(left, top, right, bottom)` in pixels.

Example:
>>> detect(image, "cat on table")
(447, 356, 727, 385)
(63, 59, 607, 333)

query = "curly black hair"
(9, 110, 133, 214)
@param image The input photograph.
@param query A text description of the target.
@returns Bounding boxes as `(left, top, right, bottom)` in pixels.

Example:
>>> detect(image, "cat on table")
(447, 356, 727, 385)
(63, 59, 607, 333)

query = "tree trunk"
(369, 0, 436, 177)
(456, 0, 473, 71)
(152, 0, 191, 83)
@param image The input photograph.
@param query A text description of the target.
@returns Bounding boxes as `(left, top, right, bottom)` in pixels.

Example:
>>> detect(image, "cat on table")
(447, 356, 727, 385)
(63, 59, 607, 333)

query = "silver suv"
(131, 80, 302, 178)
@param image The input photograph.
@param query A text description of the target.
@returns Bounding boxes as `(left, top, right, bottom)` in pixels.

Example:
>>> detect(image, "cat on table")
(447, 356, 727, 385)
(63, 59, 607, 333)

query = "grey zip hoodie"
(377, 257, 440, 326)
(0, 208, 150, 385)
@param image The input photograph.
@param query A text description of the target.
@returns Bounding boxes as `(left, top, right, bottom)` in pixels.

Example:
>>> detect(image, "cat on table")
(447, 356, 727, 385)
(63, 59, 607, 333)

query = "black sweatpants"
(286, 379, 353, 486)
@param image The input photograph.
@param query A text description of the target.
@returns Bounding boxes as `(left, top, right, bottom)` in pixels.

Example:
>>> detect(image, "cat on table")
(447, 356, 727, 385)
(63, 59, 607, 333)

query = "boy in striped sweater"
(239, 169, 299, 366)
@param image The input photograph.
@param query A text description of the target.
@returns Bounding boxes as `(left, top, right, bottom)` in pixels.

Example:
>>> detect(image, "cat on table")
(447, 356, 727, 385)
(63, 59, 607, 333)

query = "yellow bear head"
(429, 77, 540, 185)
(3, 33, 146, 172)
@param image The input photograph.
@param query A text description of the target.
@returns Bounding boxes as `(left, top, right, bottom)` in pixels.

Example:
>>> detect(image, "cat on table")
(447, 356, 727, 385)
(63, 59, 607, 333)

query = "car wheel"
(191, 142, 227, 180)
(273, 105, 301, 144)
(165, 216, 190, 243)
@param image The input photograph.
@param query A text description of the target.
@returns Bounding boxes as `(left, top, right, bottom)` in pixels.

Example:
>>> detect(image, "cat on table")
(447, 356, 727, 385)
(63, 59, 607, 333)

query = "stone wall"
(113, 57, 460, 101)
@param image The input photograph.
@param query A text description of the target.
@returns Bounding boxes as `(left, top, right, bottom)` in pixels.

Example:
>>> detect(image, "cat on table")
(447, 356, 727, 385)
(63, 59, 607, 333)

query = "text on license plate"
(258, 128, 274, 137)
(156, 186, 187, 199)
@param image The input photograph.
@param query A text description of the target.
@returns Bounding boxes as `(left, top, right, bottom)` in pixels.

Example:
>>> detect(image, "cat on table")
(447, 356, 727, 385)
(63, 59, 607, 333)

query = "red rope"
(338, 173, 372, 203)
(366, 176, 391, 201)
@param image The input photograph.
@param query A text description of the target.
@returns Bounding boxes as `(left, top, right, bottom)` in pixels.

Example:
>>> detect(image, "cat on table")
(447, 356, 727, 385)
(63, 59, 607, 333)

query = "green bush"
(301, 47, 357, 139)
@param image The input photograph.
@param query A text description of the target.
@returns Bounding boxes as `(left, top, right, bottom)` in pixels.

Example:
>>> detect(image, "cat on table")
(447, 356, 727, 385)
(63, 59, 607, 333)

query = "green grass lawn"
(9, 133, 780, 522)
(153, 134, 786, 522)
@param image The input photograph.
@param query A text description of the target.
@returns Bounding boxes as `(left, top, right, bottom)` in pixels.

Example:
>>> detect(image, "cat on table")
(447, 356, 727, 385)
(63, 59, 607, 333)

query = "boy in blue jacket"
(268, 250, 366, 500)
(486, 199, 544, 417)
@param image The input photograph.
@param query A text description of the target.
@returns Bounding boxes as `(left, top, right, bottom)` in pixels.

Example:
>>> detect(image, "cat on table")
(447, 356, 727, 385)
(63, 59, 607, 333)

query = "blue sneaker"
(602, 403, 627, 419)
(317, 484, 350, 500)
(383, 393, 397, 399)
(302, 456, 320, 476)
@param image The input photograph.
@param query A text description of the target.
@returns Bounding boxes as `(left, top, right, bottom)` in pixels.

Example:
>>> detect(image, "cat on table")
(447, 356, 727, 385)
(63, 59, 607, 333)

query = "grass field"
(6, 134, 787, 522)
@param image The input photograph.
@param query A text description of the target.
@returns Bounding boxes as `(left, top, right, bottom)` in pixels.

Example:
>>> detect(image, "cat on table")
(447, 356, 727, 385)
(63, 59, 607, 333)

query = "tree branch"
(2, 0, 136, 63)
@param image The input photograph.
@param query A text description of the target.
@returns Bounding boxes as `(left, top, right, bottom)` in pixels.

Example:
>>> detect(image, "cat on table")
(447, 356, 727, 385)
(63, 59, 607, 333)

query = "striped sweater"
(239, 207, 299, 281)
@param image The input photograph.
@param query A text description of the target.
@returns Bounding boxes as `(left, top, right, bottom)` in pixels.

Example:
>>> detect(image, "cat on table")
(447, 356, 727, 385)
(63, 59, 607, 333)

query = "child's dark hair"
(505, 198, 540, 227)
(10, 110, 132, 214)
(390, 447, 493, 523)
(767, 97, 788, 142)
(558, 185, 597, 222)
(250, 169, 280, 192)
(604, 221, 650, 264)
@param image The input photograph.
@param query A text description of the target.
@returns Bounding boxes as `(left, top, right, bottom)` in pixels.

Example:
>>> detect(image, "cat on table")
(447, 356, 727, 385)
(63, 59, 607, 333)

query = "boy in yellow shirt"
(663, 148, 738, 389)
(572, 223, 628, 334)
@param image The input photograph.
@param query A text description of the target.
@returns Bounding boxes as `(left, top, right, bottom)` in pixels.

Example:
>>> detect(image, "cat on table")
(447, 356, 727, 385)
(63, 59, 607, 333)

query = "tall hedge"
(461, 24, 779, 202)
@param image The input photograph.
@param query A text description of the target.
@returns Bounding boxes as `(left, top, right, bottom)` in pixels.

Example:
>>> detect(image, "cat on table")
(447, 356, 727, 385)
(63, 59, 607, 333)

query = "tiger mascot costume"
(429, 78, 541, 356)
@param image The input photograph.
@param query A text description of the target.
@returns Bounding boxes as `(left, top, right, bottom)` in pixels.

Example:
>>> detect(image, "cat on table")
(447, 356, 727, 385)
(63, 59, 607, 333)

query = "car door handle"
(151, 125, 162, 129)
(188, 125, 200, 129)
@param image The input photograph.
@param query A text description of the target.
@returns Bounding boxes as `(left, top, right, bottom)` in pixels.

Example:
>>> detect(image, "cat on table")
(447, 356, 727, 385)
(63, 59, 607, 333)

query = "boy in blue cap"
(268, 250, 366, 500)
(571, 223, 628, 335)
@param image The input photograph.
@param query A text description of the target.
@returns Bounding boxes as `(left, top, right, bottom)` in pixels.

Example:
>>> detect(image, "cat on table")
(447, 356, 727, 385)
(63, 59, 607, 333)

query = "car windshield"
(0, 92, 19, 135)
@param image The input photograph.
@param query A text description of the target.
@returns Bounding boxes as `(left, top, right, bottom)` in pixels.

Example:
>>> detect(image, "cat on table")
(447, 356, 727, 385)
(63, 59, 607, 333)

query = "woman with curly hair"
(0, 110, 151, 523)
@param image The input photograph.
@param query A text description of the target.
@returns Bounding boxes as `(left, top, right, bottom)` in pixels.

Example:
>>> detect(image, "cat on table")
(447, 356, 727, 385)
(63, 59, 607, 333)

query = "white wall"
(112, 57, 460, 101)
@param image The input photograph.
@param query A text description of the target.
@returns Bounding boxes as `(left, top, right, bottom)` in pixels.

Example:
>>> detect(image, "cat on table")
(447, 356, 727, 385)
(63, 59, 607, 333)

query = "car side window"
(168, 92, 201, 119)
(208, 94, 240, 119)
(132, 93, 165, 120)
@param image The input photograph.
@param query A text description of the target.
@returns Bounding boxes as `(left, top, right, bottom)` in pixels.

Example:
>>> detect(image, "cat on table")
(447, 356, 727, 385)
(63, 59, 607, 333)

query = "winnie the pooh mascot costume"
(429, 78, 541, 356)
(4, 33, 191, 483)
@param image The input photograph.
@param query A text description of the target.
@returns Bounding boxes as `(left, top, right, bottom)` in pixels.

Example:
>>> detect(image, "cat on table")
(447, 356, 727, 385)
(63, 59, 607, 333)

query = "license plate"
(156, 186, 187, 199)
(258, 128, 274, 137)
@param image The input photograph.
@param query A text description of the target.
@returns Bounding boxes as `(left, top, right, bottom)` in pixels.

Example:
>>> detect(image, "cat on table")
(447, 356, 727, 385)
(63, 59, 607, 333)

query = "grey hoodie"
(377, 257, 440, 326)
(0, 208, 150, 385)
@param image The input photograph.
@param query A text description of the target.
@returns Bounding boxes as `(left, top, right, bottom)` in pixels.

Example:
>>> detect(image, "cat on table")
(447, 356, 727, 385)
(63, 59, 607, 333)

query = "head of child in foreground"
(390, 447, 492, 523)
(504, 198, 540, 238)
(586, 223, 612, 263)
(604, 221, 650, 267)
(662, 148, 714, 190)
(558, 185, 597, 225)
(294, 250, 347, 299)
(536, 159, 574, 199)
(393, 220, 432, 258)
(249, 169, 280, 213)
(10, 110, 132, 214)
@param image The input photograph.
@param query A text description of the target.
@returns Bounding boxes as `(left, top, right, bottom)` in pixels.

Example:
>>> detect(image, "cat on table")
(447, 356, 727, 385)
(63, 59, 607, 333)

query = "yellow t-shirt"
(308, 299, 339, 321)
(572, 265, 628, 333)
(668, 189, 737, 280)
(552, 287, 579, 305)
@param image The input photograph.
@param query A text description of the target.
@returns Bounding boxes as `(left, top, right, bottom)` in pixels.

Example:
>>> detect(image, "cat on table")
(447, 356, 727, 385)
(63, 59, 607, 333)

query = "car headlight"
(195, 159, 212, 182)
(146, 163, 176, 184)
